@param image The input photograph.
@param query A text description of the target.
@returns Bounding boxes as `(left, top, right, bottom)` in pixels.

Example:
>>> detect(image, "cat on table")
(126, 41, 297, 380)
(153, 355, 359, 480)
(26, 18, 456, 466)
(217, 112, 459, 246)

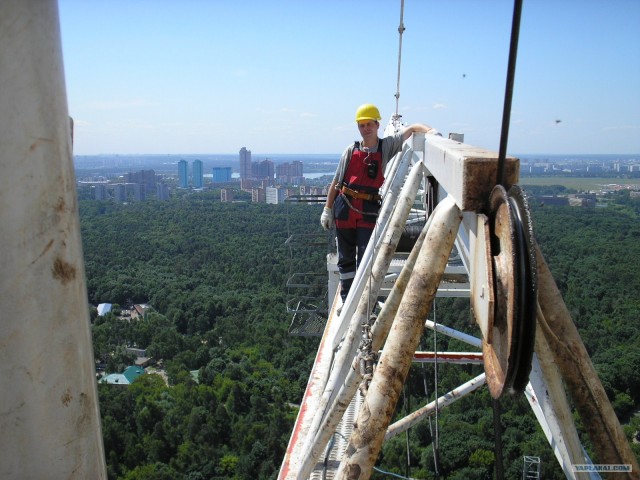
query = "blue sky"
(58, 0, 640, 155)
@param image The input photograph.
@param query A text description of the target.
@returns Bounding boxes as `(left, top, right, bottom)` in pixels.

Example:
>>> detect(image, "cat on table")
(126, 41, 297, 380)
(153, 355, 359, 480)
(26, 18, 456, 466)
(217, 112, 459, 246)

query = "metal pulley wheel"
(483, 184, 537, 398)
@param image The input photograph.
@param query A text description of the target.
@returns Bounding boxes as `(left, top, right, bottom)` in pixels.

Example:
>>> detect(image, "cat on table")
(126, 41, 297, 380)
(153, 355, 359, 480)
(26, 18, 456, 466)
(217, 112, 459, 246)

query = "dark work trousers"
(336, 226, 375, 302)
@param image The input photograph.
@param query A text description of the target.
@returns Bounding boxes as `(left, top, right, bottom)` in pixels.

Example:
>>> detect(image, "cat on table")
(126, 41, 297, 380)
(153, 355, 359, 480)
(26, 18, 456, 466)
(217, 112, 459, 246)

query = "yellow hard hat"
(355, 104, 381, 123)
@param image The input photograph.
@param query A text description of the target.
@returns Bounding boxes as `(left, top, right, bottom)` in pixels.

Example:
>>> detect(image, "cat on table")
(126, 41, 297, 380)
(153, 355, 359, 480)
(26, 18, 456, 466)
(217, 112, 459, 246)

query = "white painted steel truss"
(278, 128, 619, 480)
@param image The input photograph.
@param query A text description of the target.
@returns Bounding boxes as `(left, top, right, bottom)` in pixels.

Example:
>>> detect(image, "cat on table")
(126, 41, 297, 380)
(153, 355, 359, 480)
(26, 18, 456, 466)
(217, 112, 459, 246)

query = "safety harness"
(337, 139, 384, 202)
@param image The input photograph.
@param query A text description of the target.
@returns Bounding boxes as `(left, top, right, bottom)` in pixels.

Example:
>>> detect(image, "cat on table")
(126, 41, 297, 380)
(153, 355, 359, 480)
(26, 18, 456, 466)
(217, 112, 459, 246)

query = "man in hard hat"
(320, 103, 436, 307)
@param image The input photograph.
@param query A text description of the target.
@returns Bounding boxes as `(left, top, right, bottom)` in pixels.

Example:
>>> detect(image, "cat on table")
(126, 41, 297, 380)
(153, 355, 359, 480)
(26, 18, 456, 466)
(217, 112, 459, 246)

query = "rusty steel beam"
(527, 315, 593, 479)
(335, 196, 462, 480)
(296, 161, 426, 480)
(536, 246, 640, 477)
(412, 351, 484, 365)
(367, 216, 431, 349)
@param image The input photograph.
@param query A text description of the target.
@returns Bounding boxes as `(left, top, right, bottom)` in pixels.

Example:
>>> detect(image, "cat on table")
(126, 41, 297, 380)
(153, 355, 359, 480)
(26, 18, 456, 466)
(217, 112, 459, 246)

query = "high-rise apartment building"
(131, 183, 145, 201)
(192, 159, 203, 188)
(125, 169, 156, 190)
(95, 184, 108, 200)
(178, 160, 188, 188)
(255, 159, 274, 185)
(252, 188, 266, 203)
(266, 186, 286, 204)
(114, 184, 127, 202)
(239, 147, 252, 180)
(291, 160, 303, 177)
(276, 161, 304, 185)
(212, 167, 232, 183)
(240, 178, 254, 191)
(220, 188, 234, 202)
(156, 183, 170, 200)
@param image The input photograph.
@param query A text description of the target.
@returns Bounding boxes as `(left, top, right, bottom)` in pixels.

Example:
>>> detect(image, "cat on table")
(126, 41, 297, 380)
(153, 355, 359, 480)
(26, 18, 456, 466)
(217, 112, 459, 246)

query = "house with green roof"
(99, 365, 145, 385)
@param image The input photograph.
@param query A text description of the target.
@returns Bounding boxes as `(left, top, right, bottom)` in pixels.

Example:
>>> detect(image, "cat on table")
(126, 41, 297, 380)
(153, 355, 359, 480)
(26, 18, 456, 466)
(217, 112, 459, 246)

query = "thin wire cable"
(425, 175, 441, 479)
(394, 0, 406, 118)
(419, 356, 439, 477)
(432, 301, 441, 478)
(365, 201, 379, 319)
(497, 0, 523, 186)
(403, 387, 411, 478)
(373, 465, 420, 480)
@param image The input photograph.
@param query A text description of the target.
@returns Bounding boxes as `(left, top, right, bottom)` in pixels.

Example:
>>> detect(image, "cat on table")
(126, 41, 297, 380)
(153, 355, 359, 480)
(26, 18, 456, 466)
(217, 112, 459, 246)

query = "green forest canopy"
(80, 189, 640, 479)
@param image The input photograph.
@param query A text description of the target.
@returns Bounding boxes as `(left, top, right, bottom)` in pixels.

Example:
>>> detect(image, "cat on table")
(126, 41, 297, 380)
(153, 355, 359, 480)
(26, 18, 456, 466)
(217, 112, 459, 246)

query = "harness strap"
(340, 185, 381, 202)
(341, 138, 384, 184)
(339, 193, 379, 218)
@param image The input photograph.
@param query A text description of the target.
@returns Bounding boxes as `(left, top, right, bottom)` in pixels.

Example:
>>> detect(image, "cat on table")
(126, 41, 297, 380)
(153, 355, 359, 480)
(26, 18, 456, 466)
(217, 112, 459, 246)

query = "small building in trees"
(97, 303, 112, 316)
(99, 366, 145, 385)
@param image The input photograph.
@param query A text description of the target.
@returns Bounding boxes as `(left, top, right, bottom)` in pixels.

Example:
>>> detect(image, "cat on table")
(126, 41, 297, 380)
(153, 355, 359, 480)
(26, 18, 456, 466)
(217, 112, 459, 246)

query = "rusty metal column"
(0, 1, 107, 478)
(336, 195, 461, 480)
(536, 247, 640, 477)
(299, 215, 430, 479)
(529, 315, 591, 479)
(297, 161, 425, 480)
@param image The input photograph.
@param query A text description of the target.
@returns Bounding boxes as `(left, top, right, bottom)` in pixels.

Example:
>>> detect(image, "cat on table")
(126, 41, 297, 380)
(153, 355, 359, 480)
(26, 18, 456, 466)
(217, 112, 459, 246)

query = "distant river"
(202, 171, 334, 179)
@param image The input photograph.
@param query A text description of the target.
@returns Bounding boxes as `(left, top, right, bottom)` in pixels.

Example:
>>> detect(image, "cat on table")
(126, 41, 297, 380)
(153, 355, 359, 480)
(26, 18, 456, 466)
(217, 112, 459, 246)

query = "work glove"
(320, 206, 334, 231)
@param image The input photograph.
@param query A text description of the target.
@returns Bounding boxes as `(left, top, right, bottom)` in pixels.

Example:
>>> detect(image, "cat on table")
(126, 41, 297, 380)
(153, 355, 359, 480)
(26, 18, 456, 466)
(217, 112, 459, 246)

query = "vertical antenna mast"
(394, 0, 405, 119)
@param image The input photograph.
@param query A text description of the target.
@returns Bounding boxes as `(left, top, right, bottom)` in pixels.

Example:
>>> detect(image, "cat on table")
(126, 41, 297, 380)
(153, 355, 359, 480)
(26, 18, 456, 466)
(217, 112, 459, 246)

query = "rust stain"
(52, 257, 76, 284)
(345, 464, 362, 480)
(75, 392, 92, 430)
(61, 388, 73, 407)
(30, 239, 55, 265)
(55, 196, 66, 214)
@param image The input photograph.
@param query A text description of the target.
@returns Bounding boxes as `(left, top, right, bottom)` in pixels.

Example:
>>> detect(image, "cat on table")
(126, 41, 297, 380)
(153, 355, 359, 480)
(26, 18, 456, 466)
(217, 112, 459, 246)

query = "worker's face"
(358, 120, 379, 139)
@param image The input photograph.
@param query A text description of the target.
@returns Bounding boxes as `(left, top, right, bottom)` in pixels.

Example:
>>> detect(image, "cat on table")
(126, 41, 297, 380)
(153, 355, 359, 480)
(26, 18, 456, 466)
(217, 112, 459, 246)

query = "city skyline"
(171, 152, 307, 189)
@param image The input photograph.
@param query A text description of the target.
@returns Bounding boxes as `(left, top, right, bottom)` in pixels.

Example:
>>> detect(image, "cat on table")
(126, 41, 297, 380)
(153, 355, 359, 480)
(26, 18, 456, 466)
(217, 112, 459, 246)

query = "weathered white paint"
(281, 122, 632, 480)
(526, 332, 599, 480)
(335, 196, 462, 479)
(385, 373, 486, 440)
(422, 134, 519, 212)
(0, 1, 106, 478)
(471, 213, 494, 341)
(295, 159, 426, 480)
